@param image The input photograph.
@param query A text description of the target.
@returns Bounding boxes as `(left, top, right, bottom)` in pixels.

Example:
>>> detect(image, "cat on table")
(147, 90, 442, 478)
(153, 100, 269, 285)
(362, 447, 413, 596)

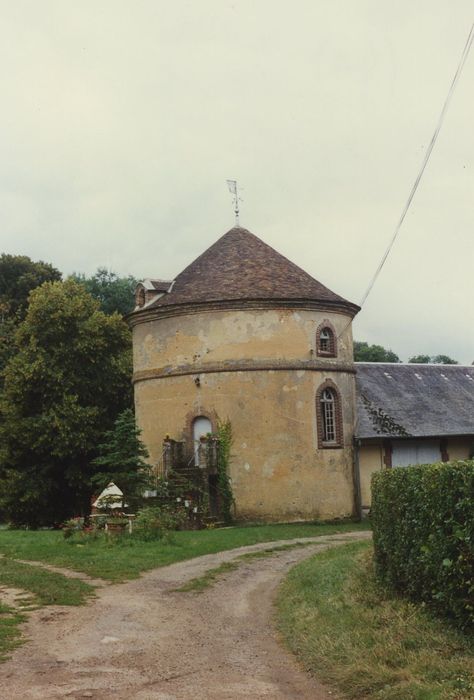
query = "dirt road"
(0, 531, 370, 699)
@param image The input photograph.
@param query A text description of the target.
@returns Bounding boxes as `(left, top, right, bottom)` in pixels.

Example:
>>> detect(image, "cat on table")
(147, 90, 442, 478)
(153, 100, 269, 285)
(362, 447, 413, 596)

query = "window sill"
(320, 442, 343, 450)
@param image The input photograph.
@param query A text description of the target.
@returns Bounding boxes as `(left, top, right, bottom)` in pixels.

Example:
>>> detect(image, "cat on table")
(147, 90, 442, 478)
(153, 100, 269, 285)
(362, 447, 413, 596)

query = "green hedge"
(371, 460, 474, 629)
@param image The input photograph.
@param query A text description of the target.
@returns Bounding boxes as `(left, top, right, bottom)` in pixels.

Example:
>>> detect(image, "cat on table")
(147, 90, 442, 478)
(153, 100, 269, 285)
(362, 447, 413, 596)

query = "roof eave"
(127, 296, 360, 327)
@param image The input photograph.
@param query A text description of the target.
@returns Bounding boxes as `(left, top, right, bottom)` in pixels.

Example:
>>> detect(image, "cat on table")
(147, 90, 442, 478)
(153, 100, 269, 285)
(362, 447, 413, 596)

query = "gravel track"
(0, 531, 370, 699)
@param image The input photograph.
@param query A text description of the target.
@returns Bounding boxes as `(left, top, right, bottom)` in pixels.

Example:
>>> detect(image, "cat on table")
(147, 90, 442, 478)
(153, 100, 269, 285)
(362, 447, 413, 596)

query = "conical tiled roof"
(150, 227, 359, 315)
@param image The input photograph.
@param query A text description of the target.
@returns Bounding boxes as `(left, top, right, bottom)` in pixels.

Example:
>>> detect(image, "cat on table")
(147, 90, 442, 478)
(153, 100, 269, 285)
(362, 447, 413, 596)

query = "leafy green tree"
(0, 254, 61, 319)
(408, 354, 431, 364)
(0, 314, 17, 382)
(354, 341, 400, 363)
(409, 354, 458, 364)
(71, 268, 138, 316)
(92, 409, 151, 506)
(431, 354, 458, 365)
(0, 255, 62, 381)
(0, 280, 132, 526)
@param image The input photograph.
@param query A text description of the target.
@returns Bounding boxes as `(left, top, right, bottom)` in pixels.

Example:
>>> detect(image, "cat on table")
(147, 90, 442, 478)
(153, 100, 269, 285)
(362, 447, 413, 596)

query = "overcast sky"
(1, 2, 473, 363)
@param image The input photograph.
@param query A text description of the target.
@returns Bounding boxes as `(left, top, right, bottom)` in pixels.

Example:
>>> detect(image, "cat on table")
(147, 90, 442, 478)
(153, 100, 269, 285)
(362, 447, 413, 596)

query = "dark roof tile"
(356, 363, 474, 438)
(151, 227, 359, 313)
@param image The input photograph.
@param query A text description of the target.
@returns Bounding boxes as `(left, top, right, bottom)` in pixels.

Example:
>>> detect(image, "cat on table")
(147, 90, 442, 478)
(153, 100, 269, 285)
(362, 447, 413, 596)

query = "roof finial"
(226, 179, 242, 226)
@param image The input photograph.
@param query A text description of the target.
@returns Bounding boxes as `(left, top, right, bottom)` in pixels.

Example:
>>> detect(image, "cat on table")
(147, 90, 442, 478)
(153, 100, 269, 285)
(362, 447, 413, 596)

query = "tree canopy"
(0, 280, 132, 526)
(408, 354, 458, 365)
(0, 254, 62, 381)
(71, 268, 138, 316)
(0, 254, 61, 320)
(353, 341, 400, 363)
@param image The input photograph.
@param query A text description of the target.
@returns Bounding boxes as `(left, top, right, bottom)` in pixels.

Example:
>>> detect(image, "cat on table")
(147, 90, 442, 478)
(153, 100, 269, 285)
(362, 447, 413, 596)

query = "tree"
(0, 254, 61, 320)
(354, 341, 400, 363)
(92, 409, 151, 507)
(0, 280, 132, 526)
(0, 255, 62, 381)
(408, 354, 458, 364)
(431, 355, 458, 365)
(408, 355, 431, 364)
(71, 268, 138, 316)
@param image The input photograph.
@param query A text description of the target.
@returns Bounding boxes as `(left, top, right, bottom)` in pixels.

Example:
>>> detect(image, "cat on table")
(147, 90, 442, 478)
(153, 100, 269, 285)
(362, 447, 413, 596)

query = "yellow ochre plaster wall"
(358, 443, 384, 508)
(132, 307, 357, 521)
(447, 437, 472, 461)
(133, 307, 354, 372)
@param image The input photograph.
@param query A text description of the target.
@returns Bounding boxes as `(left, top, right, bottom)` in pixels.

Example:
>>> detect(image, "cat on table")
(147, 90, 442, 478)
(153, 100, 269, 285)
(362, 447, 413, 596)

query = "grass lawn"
(0, 520, 369, 581)
(0, 557, 93, 606)
(277, 541, 474, 700)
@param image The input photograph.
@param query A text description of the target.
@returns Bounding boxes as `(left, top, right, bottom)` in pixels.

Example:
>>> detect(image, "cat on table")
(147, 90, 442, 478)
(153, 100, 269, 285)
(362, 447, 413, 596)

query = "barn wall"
(359, 443, 383, 508)
(358, 436, 474, 508)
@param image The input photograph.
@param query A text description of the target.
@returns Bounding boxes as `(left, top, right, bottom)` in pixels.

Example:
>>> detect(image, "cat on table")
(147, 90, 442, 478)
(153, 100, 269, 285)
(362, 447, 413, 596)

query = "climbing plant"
(216, 419, 234, 523)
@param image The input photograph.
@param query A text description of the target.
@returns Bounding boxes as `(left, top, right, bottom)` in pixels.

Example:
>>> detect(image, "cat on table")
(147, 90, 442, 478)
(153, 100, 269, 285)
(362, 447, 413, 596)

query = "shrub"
(62, 516, 102, 542)
(62, 517, 84, 539)
(134, 505, 187, 541)
(371, 460, 474, 629)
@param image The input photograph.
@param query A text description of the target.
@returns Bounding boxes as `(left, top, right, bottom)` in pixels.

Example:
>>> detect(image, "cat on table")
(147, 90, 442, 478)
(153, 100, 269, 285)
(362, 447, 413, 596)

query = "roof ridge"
(356, 362, 472, 368)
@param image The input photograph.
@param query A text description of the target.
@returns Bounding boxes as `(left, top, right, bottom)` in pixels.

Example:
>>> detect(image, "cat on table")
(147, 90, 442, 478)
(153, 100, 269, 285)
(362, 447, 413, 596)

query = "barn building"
(355, 362, 474, 512)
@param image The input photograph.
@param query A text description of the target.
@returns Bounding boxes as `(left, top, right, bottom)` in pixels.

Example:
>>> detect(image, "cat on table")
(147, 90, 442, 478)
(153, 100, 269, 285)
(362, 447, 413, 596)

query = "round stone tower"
(129, 227, 360, 521)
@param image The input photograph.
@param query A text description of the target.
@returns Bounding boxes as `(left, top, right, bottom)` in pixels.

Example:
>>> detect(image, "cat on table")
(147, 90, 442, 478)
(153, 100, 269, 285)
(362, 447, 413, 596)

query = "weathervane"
(226, 179, 242, 226)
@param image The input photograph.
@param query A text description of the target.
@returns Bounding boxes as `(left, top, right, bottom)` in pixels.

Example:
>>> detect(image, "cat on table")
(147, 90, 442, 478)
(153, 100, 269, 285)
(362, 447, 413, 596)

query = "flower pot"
(106, 521, 128, 535)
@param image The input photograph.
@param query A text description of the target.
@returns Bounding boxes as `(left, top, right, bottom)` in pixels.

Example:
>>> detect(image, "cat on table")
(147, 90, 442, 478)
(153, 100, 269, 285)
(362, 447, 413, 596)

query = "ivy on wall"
(216, 419, 234, 523)
(361, 393, 410, 437)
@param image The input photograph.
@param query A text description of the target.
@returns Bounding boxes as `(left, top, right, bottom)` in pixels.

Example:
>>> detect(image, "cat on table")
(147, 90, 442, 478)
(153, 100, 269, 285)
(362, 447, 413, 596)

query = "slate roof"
(149, 279, 173, 292)
(141, 279, 173, 292)
(356, 363, 474, 439)
(148, 227, 359, 315)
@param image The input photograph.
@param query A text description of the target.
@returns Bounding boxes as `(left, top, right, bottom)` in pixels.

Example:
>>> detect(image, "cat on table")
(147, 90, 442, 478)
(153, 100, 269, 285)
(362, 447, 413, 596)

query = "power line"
(358, 20, 474, 310)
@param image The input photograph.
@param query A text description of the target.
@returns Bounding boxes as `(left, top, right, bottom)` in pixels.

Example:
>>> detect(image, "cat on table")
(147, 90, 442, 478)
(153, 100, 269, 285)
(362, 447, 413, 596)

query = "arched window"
(316, 382, 343, 448)
(192, 416, 212, 466)
(136, 286, 146, 308)
(321, 389, 336, 442)
(316, 322, 336, 357)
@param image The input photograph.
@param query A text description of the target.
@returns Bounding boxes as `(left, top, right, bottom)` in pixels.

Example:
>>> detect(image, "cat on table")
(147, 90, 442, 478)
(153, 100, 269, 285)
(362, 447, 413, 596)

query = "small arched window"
(192, 416, 212, 466)
(136, 286, 146, 308)
(316, 323, 336, 357)
(316, 383, 343, 448)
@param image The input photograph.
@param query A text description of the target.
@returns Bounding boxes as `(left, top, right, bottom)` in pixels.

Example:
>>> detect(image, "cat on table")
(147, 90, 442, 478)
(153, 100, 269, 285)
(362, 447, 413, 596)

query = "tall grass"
(277, 541, 474, 700)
